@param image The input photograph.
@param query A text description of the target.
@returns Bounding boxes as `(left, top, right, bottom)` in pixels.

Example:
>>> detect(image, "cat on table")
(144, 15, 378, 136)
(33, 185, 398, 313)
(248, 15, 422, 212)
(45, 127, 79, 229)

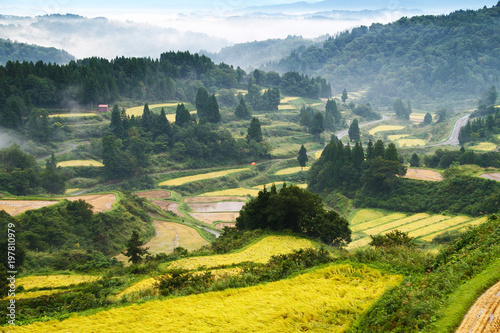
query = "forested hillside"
(269, 3, 500, 107)
(0, 38, 74, 65)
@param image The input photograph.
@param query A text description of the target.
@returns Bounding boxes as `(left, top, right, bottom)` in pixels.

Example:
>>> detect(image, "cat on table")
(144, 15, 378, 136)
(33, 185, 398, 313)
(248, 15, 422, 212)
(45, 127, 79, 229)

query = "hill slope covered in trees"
(0, 38, 75, 65)
(268, 3, 500, 107)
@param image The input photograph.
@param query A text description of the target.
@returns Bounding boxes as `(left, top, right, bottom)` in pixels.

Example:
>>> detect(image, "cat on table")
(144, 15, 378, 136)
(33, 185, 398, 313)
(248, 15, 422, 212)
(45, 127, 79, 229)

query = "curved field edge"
(432, 258, 500, 333)
(7, 264, 402, 333)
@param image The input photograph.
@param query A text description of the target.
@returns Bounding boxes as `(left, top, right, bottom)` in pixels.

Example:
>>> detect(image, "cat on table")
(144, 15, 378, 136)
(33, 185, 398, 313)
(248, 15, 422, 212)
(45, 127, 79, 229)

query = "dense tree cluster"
(458, 110, 499, 145)
(0, 38, 74, 65)
(308, 139, 406, 195)
(0, 144, 66, 195)
(299, 105, 325, 136)
(103, 102, 269, 179)
(245, 83, 281, 111)
(422, 148, 500, 169)
(236, 184, 351, 246)
(270, 3, 500, 105)
(278, 72, 332, 99)
(393, 98, 412, 120)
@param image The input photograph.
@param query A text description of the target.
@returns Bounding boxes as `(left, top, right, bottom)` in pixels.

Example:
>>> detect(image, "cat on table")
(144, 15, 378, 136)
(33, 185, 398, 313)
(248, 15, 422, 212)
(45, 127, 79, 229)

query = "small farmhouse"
(98, 104, 108, 112)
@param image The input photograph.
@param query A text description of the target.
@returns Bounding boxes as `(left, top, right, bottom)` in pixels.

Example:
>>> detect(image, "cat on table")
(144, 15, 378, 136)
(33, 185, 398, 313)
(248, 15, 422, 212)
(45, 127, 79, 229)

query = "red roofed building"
(98, 104, 108, 112)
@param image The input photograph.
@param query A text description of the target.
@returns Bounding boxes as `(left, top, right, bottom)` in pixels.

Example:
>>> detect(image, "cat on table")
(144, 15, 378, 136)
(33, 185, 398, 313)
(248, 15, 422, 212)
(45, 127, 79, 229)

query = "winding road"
(431, 114, 470, 146)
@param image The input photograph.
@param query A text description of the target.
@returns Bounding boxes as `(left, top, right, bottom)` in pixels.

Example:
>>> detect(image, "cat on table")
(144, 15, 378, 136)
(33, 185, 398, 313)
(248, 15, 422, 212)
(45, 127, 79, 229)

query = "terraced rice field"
(168, 236, 314, 270)
(200, 188, 259, 197)
(190, 212, 239, 224)
(125, 103, 180, 117)
(0, 200, 59, 215)
(17, 275, 100, 290)
(57, 159, 104, 167)
(388, 134, 409, 141)
(115, 221, 208, 264)
(409, 112, 431, 123)
(348, 209, 489, 249)
(159, 168, 248, 186)
(61, 194, 116, 213)
(397, 138, 427, 147)
(252, 182, 307, 190)
(48, 113, 98, 118)
(187, 201, 245, 213)
(469, 142, 497, 151)
(151, 200, 183, 217)
(403, 168, 444, 181)
(184, 196, 246, 203)
(135, 190, 171, 199)
(368, 125, 405, 135)
(165, 111, 196, 123)
(480, 173, 500, 181)
(275, 166, 310, 175)
(456, 281, 500, 333)
(11, 264, 401, 333)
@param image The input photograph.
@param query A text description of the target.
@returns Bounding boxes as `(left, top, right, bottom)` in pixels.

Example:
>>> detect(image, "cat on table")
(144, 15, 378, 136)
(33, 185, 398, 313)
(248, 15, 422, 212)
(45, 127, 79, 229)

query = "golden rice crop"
(351, 213, 406, 232)
(169, 236, 314, 270)
(18, 275, 100, 290)
(115, 268, 243, 299)
(200, 188, 259, 197)
(346, 237, 372, 250)
(252, 182, 307, 190)
(408, 216, 472, 238)
(48, 113, 97, 118)
(388, 134, 409, 141)
(363, 213, 430, 235)
(57, 159, 104, 167)
(368, 125, 404, 135)
(421, 216, 488, 241)
(397, 139, 427, 147)
(10, 264, 402, 333)
(390, 215, 450, 234)
(5, 289, 66, 300)
(469, 142, 497, 151)
(125, 103, 180, 117)
(350, 209, 386, 226)
(314, 150, 323, 159)
(275, 166, 310, 175)
(159, 168, 248, 186)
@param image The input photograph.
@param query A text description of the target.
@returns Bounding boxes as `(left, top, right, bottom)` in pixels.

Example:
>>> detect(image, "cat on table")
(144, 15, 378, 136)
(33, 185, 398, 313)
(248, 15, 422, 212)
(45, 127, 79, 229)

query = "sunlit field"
(368, 125, 405, 135)
(159, 168, 249, 186)
(57, 159, 104, 167)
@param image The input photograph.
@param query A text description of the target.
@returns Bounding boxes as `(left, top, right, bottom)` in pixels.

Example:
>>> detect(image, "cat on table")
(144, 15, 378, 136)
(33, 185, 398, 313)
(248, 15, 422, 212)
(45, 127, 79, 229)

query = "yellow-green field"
(11, 264, 401, 333)
(388, 134, 409, 141)
(57, 159, 104, 167)
(469, 142, 497, 151)
(17, 275, 100, 290)
(126, 103, 181, 117)
(348, 209, 489, 249)
(397, 138, 427, 147)
(159, 168, 249, 186)
(200, 188, 260, 197)
(368, 125, 405, 135)
(409, 112, 432, 123)
(314, 150, 323, 159)
(275, 166, 310, 175)
(165, 111, 197, 123)
(48, 113, 98, 118)
(252, 183, 307, 190)
(168, 236, 314, 270)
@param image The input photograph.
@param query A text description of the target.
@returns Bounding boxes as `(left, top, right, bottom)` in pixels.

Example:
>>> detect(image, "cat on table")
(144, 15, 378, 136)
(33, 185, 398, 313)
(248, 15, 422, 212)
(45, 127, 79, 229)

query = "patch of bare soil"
(0, 200, 59, 216)
(403, 168, 444, 181)
(479, 172, 500, 181)
(456, 281, 500, 333)
(187, 201, 245, 213)
(151, 200, 184, 217)
(190, 212, 240, 225)
(135, 190, 171, 199)
(183, 196, 247, 203)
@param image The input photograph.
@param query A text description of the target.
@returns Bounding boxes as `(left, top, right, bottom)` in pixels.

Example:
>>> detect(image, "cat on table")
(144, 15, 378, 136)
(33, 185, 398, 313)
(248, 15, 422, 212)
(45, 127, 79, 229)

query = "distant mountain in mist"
(0, 38, 74, 65)
(0, 14, 229, 59)
(266, 3, 500, 108)
(201, 35, 324, 71)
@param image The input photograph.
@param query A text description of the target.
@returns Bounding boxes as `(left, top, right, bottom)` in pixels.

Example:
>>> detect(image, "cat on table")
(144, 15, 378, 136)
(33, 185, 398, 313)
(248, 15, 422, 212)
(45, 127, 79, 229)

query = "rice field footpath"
(9, 264, 402, 333)
(347, 208, 490, 249)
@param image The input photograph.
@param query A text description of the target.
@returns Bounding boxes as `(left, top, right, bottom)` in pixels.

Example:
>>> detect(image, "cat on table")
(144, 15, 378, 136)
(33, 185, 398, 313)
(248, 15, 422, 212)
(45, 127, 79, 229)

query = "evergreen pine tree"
(205, 94, 221, 123)
(195, 87, 209, 120)
(385, 143, 399, 161)
(348, 119, 360, 142)
(235, 97, 251, 119)
(341, 89, 348, 103)
(309, 112, 325, 135)
(142, 103, 153, 132)
(175, 103, 192, 126)
(246, 117, 263, 142)
(423, 112, 433, 125)
(297, 145, 308, 170)
(410, 153, 420, 167)
(110, 104, 124, 139)
(123, 230, 149, 264)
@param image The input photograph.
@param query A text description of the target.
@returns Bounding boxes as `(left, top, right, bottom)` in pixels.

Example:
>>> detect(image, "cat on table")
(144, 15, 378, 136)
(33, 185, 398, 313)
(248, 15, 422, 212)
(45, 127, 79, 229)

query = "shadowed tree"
(195, 87, 209, 120)
(234, 97, 251, 119)
(348, 118, 360, 142)
(297, 145, 308, 170)
(175, 103, 192, 126)
(123, 230, 149, 264)
(246, 117, 263, 143)
(341, 89, 348, 103)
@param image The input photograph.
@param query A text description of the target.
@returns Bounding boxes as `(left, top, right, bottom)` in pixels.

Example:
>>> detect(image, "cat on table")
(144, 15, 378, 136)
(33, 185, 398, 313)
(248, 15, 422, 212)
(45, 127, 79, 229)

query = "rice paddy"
(200, 188, 259, 197)
(9, 264, 402, 333)
(274, 166, 310, 175)
(469, 142, 497, 151)
(368, 125, 405, 135)
(348, 209, 489, 248)
(125, 103, 181, 117)
(17, 275, 100, 290)
(397, 138, 427, 147)
(388, 134, 409, 141)
(57, 159, 104, 167)
(403, 168, 444, 181)
(159, 168, 249, 186)
(48, 113, 98, 118)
